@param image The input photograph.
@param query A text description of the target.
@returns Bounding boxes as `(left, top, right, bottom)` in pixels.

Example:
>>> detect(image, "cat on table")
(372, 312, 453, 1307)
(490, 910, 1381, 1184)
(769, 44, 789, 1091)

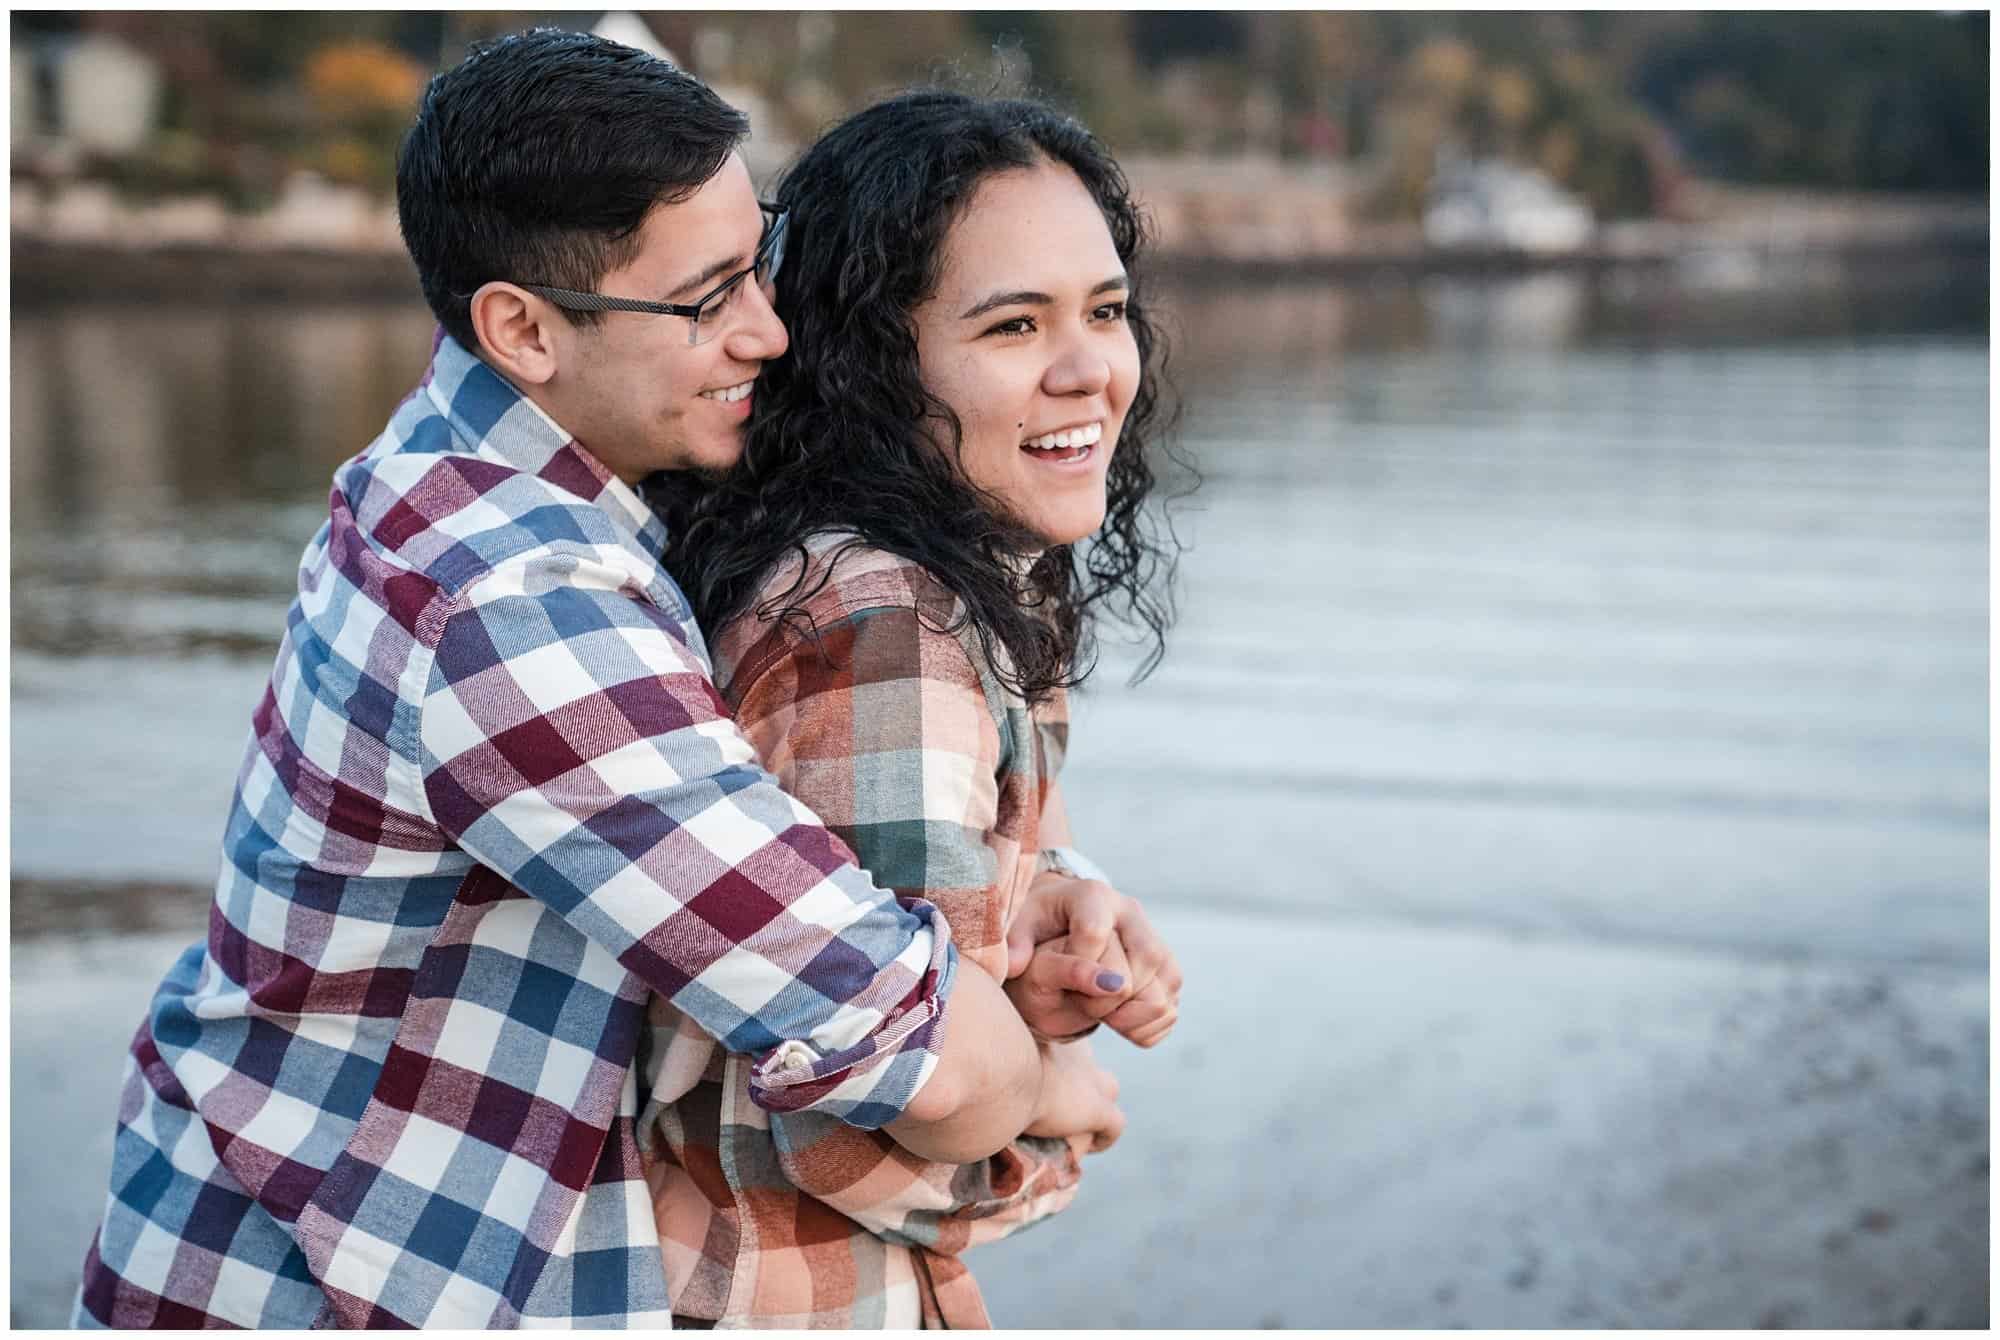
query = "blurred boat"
(1425, 156, 1595, 255)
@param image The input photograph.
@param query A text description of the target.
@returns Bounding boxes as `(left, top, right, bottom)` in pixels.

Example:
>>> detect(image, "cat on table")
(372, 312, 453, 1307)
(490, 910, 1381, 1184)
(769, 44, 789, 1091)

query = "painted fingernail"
(1096, 972, 1125, 991)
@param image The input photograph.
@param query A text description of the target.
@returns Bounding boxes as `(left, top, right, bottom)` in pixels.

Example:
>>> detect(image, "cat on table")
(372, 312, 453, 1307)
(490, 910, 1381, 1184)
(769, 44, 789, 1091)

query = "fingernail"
(1096, 972, 1125, 991)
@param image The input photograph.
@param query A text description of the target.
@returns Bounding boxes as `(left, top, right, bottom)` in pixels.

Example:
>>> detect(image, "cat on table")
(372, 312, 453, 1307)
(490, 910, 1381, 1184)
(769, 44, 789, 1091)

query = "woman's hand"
(1021, 1038, 1124, 1153)
(1003, 930, 1132, 1041)
(1006, 871, 1182, 1048)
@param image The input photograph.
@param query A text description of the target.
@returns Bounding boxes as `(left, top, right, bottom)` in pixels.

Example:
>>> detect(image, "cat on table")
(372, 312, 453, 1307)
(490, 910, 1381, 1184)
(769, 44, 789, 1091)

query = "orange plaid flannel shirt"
(639, 536, 1099, 1327)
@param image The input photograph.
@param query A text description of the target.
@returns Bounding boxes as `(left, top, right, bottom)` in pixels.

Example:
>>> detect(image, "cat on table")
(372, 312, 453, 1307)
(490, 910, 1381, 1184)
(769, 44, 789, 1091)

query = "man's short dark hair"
(397, 27, 749, 354)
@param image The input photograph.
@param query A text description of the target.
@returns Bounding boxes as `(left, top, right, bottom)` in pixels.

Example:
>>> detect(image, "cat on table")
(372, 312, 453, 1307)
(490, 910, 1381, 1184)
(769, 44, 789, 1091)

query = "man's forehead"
(640, 164, 763, 292)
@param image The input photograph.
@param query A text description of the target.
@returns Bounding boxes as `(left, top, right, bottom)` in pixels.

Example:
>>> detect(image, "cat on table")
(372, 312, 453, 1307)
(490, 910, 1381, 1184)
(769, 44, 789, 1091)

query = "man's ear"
(469, 282, 565, 386)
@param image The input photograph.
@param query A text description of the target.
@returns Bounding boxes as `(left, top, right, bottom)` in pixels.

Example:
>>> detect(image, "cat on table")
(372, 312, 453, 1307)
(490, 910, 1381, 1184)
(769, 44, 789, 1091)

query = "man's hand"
(1021, 1038, 1124, 1153)
(1005, 871, 1182, 1049)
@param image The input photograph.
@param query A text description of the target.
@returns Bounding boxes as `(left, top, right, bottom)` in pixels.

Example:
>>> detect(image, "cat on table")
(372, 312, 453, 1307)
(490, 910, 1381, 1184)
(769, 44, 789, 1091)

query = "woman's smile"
(1020, 419, 1103, 463)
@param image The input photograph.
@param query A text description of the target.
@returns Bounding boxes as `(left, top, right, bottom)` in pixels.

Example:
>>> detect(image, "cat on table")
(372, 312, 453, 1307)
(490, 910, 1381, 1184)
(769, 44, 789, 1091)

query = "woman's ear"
(468, 282, 563, 386)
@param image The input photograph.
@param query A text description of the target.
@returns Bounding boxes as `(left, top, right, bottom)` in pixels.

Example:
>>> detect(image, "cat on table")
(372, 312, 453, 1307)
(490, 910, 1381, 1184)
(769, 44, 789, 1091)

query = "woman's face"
(912, 160, 1140, 549)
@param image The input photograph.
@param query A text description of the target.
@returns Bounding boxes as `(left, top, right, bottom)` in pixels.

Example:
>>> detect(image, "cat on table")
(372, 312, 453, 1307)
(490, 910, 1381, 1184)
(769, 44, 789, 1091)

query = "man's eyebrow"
(665, 252, 748, 301)
(958, 274, 1129, 321)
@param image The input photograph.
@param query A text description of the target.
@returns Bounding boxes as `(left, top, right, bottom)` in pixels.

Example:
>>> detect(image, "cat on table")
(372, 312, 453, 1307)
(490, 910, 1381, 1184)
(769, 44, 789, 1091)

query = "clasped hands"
(1002, 870, 1182, 1152)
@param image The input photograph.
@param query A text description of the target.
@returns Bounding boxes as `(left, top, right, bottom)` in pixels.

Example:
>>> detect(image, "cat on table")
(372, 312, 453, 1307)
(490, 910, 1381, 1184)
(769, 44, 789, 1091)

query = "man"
(74, 30, 1156, 1329)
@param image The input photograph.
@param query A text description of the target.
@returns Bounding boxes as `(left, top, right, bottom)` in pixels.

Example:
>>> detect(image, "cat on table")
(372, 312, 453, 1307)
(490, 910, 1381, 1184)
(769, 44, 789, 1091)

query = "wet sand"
(12, 897, 1986, 1328)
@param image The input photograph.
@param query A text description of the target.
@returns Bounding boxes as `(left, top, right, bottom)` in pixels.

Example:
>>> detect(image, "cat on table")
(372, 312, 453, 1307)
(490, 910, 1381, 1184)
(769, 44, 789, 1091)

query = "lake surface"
(9, 258, 1989, 1329)
(12, 259, 1987, 963)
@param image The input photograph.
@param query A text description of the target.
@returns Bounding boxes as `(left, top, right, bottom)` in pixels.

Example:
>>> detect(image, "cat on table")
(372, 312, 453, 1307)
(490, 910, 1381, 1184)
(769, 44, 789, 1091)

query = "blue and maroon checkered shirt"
(74, 336, 958, 1328)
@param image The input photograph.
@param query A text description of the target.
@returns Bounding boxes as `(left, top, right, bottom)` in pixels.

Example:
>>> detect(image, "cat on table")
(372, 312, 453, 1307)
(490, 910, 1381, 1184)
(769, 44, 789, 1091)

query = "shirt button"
(774, 1040, 819, 1070)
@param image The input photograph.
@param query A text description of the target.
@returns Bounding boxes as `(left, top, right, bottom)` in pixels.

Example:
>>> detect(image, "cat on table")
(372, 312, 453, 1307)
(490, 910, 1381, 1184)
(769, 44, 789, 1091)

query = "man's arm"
(726, 586, 1122, 1176)
(416, 556, 1036, 1133)
(883, 963, 1042, 1161)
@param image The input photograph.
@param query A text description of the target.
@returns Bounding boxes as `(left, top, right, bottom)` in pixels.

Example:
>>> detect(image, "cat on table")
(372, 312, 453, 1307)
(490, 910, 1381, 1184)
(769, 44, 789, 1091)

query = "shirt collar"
(422, 334, 667, 552)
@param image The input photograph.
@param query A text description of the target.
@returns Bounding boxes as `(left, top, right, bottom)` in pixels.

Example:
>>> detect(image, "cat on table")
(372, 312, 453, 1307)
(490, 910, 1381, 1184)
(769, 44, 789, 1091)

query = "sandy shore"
(12, 897, 1986, 1329)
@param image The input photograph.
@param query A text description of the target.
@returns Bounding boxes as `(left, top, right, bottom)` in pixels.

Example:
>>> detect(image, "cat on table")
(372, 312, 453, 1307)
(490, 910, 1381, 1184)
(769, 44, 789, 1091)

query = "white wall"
(58, 34, 160, 154)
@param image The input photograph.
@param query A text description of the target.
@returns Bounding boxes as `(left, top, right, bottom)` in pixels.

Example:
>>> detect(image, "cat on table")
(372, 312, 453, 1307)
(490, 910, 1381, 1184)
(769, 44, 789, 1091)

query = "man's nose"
(724, 279, 788, 361)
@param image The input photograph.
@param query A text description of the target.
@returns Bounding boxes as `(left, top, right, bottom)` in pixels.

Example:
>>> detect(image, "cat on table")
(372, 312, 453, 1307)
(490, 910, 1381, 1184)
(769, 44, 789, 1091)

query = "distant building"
(10, 47, 35, 150)
(13, 30, 161, 156)
(591, 10, 675, 64)
(583, 9, 795, 183)
(1424, 157, 1594, 255)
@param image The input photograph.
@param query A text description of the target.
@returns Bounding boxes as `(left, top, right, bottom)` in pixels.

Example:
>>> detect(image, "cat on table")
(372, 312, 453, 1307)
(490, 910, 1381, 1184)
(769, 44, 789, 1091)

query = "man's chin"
(690, 436, 748, 480)
(650, 431, 747, 481)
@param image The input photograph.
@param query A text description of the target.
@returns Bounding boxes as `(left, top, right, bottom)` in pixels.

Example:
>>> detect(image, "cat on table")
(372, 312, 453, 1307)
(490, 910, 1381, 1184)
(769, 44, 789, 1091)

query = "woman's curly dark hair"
(652, 88, 1184, 704)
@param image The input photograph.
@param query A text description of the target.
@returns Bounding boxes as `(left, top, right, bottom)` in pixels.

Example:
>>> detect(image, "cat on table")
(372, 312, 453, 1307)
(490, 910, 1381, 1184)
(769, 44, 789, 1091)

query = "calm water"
(10, 261, 1989, 962)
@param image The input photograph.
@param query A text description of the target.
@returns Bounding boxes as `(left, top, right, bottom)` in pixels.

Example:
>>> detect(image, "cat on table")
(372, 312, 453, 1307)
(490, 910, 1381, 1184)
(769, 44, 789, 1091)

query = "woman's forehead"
(938, 163, 1120, 290)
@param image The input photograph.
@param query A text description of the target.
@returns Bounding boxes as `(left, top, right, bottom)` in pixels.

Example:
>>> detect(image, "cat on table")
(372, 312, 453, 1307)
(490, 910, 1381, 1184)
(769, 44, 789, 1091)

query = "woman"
(640, 89, 1183, 1328)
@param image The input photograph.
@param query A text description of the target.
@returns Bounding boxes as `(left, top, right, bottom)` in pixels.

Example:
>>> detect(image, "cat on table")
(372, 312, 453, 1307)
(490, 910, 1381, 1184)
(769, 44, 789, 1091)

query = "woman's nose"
(1044, 334, 1111, 398)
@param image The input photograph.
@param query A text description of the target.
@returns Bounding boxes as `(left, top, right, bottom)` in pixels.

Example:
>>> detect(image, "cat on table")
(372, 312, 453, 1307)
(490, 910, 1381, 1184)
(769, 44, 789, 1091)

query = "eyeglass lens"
(687, 212, 786, 346)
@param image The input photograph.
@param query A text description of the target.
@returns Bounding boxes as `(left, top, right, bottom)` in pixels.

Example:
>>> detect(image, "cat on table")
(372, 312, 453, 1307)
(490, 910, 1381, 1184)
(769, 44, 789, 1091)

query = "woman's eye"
(1093, 300, 1129, 322)
(987, 315, 1036, 337)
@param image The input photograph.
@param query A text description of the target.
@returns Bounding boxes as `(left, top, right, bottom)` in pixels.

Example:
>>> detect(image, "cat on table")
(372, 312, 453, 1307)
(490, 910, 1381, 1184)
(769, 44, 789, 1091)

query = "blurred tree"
(64, 11, 430, 205)
(1481, 65, 1538, 157)
(1631, 10, 1987, 192)
(1130, 11, 1247, 69)
(1043, 13, 1147, 148)
(22, 10, 1986, 220)
(303, 41, 426, 192)
(1284, 12, 1385, 158)
(820, 11, 978, 103)
(962, 12, 1147, 148)
(306, 41, 426, 115)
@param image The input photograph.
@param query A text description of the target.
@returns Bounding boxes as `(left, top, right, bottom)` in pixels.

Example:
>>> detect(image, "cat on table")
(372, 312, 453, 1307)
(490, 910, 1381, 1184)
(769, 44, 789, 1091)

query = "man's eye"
(697, 284, 739, 323)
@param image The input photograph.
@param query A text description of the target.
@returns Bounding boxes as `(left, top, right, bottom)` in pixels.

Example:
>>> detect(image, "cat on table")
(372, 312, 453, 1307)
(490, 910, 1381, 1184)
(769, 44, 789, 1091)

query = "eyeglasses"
(518, 202, 788, 346)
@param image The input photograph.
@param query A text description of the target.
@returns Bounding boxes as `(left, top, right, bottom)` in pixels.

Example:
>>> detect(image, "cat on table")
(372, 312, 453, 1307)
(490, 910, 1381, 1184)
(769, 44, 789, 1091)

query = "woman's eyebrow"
(960, 289, 1049, 320)
(959, 274, 1129, 320)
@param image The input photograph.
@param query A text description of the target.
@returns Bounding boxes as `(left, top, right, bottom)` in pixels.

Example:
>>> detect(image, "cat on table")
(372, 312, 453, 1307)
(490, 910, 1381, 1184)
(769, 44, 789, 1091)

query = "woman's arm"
(1007, 712, 1183, 1047)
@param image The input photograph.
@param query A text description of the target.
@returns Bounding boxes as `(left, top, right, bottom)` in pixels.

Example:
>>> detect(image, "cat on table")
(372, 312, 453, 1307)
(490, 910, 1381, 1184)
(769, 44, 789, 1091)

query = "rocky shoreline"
(14, 164, 1986, 305)
(17, 228, 1988, 308)
(14, 236, 421, 304)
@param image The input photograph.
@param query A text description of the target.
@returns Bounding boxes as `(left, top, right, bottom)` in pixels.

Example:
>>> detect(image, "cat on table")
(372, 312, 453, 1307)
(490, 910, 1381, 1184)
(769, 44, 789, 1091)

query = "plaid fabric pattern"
(74, 338, 957, 1329)
(640, 537, 1097, 1328)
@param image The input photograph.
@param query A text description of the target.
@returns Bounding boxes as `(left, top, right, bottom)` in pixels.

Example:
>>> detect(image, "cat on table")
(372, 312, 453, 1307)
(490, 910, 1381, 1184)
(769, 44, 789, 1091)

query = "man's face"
(546, 152, 787, 484)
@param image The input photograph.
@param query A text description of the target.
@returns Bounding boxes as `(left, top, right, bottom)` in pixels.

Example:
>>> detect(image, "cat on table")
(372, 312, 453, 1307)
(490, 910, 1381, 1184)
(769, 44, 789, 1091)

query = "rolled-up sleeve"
(415, 554, 955, 1127)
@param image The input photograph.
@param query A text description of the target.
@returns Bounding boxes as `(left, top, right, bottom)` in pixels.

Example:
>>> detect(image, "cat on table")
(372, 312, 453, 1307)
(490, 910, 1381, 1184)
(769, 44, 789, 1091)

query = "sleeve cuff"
(747, 913, 960, 1128)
